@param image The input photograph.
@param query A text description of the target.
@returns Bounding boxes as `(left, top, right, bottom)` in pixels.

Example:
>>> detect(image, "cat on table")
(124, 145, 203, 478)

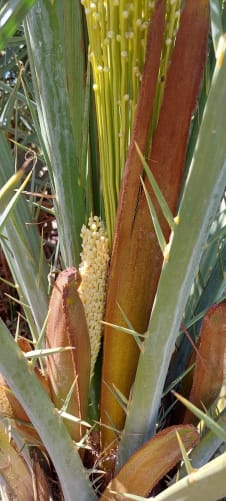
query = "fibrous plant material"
(31, 458, 52, 501)
(78, 216, 109, 379)
(82, 0, 180, 245)
(46, 268, 91, 443)
(0, 374, 13, 419)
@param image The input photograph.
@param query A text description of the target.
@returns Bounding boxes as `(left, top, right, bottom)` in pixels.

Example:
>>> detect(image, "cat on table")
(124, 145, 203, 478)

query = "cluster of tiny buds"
(81, 0, 155, 11)
(78, 216, 109, 378)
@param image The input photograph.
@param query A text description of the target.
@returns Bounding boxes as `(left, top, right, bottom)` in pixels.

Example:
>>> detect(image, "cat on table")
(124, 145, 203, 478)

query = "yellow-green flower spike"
(78, 216, 109, 378)
(82, 0, 155, 247)
(82, 1, 181, 247)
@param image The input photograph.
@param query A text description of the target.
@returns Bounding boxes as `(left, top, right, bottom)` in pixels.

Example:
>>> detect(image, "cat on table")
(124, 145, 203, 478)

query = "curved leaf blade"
(0, 0, 36, 50)
(101, 425, 199, 500)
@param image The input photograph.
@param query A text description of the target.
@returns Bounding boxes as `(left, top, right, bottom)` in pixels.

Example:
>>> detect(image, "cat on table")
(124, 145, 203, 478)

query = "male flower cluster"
(78, 216, 109, 378)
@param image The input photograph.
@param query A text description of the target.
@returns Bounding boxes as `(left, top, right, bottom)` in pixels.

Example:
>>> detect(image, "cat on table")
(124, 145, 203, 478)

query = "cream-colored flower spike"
(78, 216, 109, 378)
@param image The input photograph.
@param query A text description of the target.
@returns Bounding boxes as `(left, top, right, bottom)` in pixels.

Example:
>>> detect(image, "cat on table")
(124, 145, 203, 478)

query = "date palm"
(0, 1, 226, 500)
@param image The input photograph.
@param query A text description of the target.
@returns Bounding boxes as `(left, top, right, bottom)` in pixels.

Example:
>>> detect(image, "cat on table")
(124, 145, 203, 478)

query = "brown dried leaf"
(46, 267, 91, 443)
(32, 458, 51, 501)
(184, 303, 226, 424)
(100, 425, 199, 500)
(0, 421, 34, 501)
